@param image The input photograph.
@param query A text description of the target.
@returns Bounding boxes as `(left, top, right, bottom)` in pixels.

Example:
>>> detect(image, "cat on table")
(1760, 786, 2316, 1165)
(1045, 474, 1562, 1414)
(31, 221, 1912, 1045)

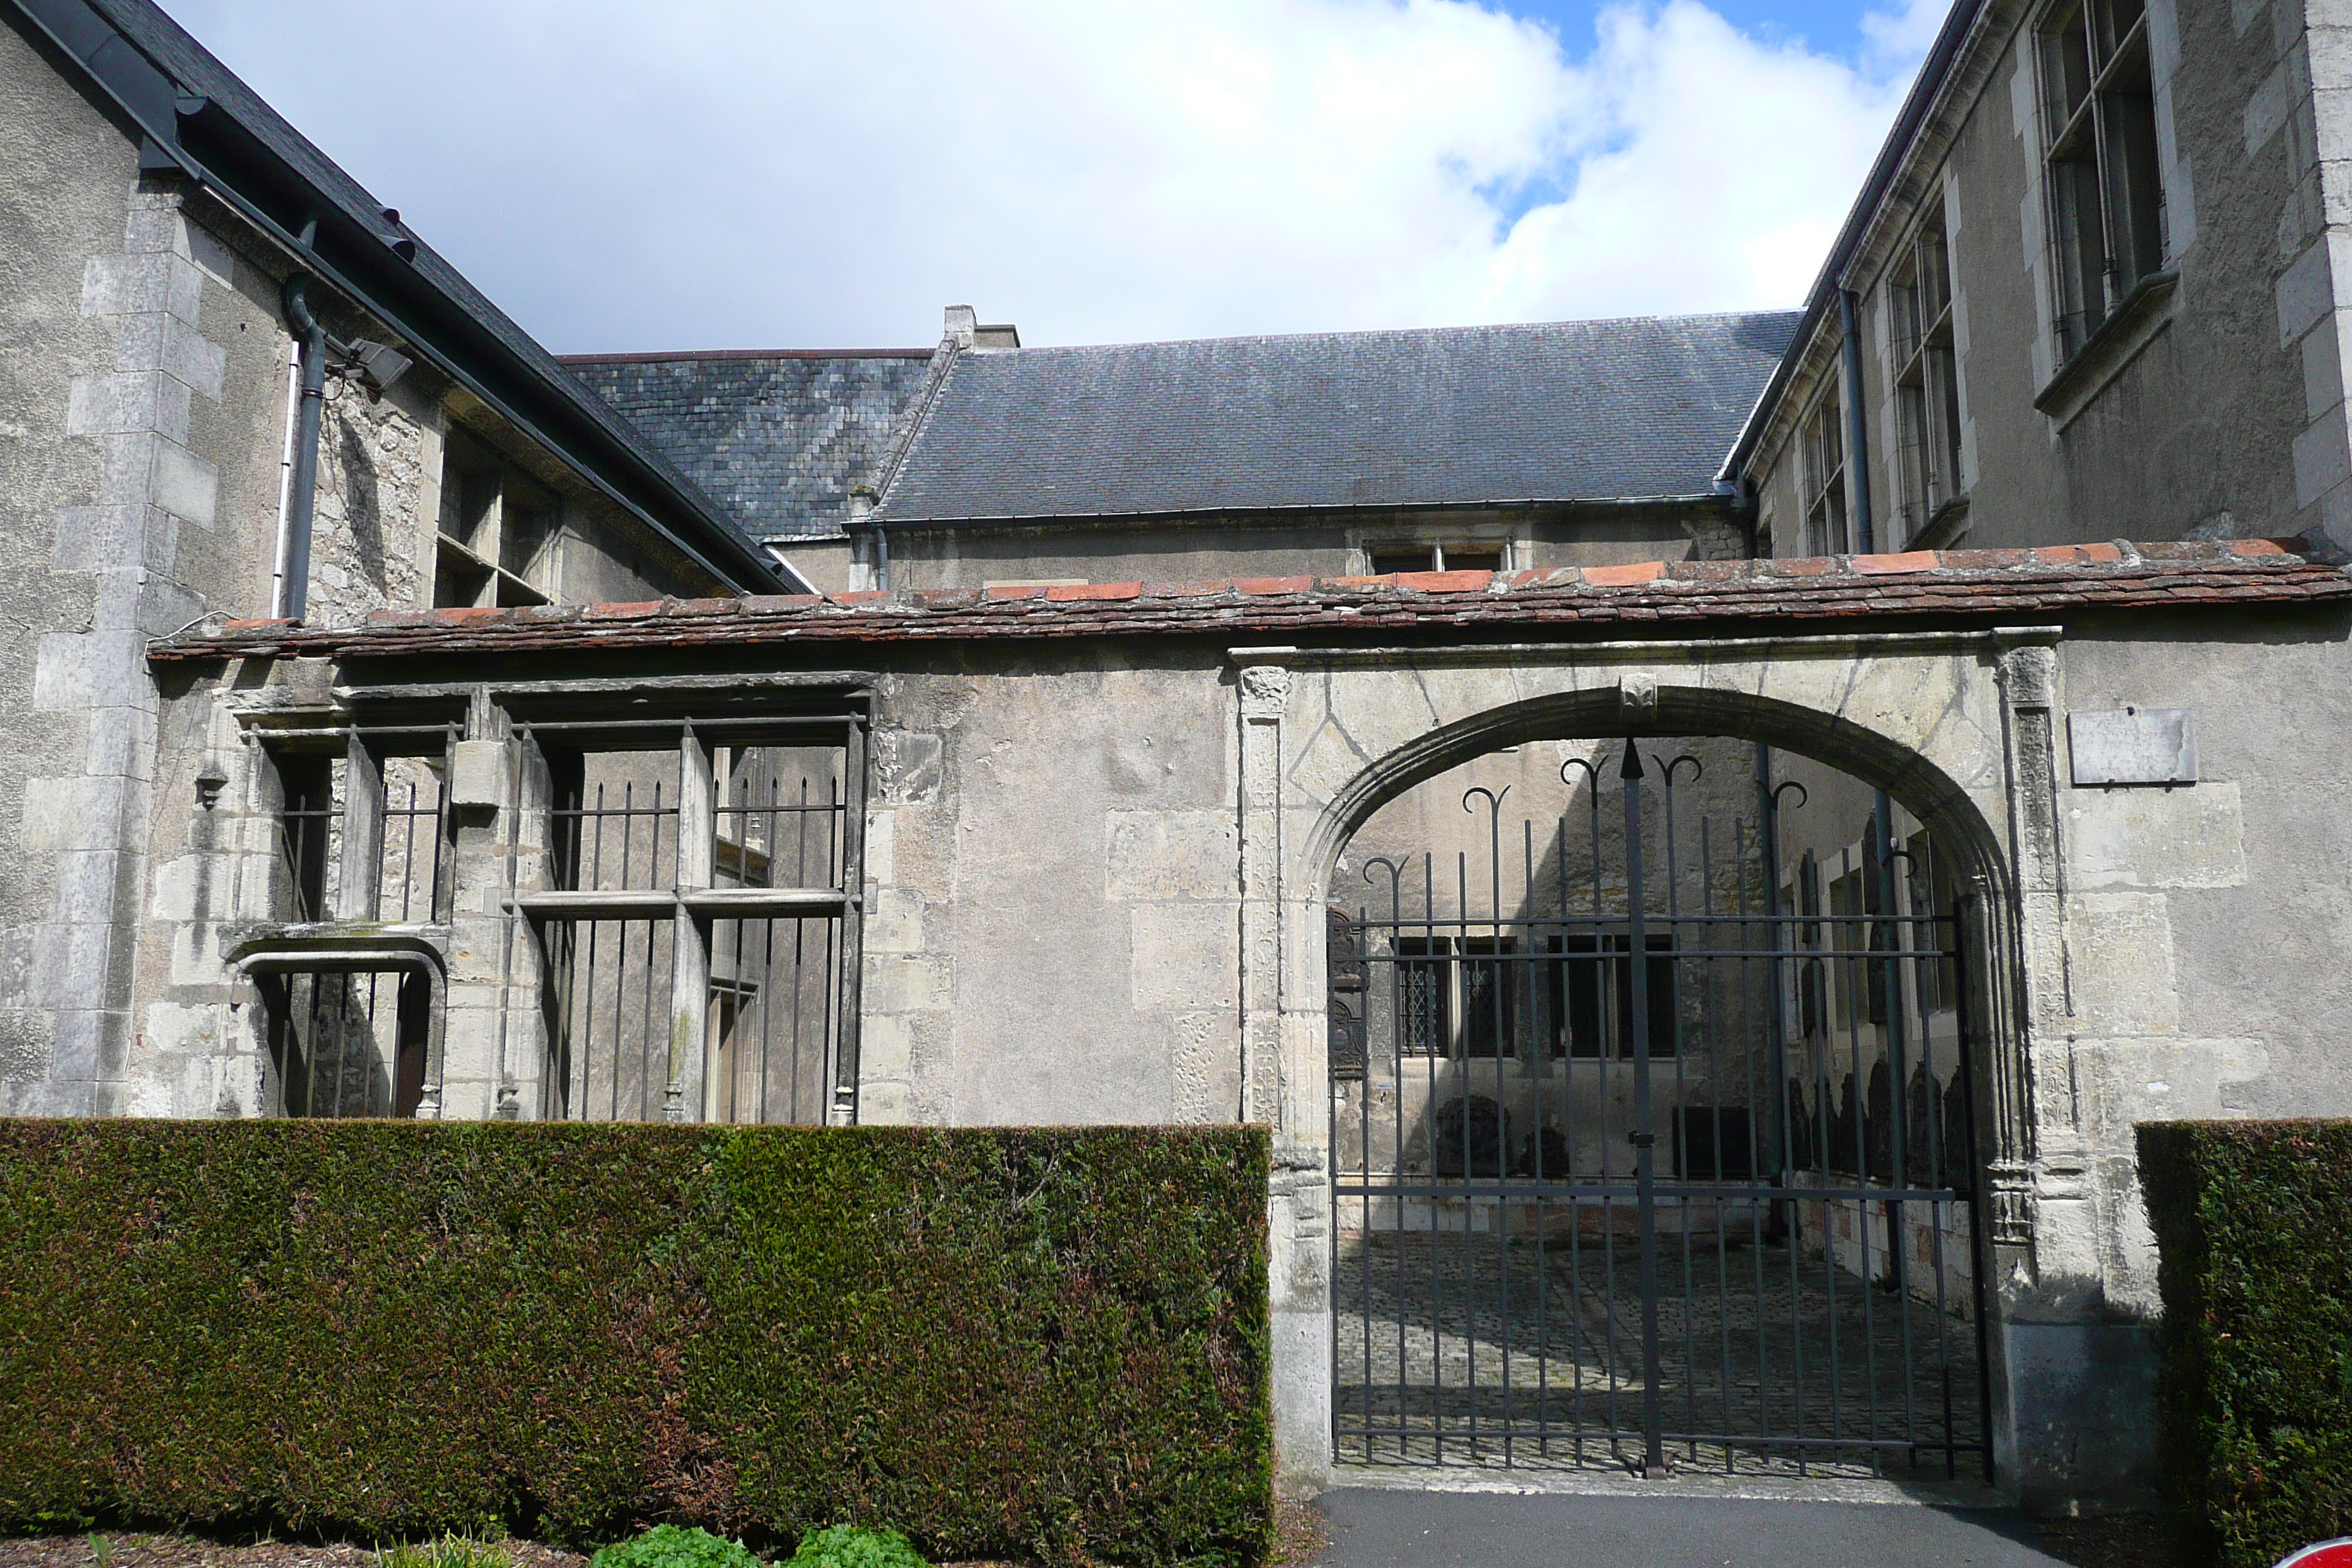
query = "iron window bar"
(372, 747, 453, 923)
(264, 723, 460, 924)
(513, 889, 850, 917)
(526, 721, 858, 1127)
(259, 968, 429, 1117)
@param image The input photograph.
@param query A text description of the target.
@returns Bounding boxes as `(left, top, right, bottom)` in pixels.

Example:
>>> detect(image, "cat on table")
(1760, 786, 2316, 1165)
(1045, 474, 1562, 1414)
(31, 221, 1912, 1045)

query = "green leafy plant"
(784, 1526, 927, 1567)
(0, 1122, 1272, 1565)
(378, 1538, 513, 1568)
(588, 1526, 761, 1568)
(2142, 1120, 2352, 1568)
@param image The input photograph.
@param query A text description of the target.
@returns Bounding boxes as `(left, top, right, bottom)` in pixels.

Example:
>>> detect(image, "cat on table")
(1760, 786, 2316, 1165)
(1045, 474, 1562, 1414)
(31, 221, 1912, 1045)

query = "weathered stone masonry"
(149, 540, 2352, 1499)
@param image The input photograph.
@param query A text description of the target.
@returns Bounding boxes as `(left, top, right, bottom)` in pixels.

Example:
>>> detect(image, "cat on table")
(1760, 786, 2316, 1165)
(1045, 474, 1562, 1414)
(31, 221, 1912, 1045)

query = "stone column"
(1235, 651, 1333, 1490)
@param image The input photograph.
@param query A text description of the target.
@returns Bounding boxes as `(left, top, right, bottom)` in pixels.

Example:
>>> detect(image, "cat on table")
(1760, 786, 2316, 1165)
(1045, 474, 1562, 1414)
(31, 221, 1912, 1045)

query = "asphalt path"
(1311, 1488, 2080, 1568)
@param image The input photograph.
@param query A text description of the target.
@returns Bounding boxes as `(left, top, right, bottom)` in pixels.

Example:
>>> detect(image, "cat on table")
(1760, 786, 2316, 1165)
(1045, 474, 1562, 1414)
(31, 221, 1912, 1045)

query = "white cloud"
(165, 0, 1934, 350)
(1861, 0, 1957, 66)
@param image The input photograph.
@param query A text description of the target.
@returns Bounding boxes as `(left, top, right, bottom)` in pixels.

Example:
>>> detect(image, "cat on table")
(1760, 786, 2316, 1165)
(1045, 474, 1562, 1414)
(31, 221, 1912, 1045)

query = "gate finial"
(1618, 737, 1646, 780)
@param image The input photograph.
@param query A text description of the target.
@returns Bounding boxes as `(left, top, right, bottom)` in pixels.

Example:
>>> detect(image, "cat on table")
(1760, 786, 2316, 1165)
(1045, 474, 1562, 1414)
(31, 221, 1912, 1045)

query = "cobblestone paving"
(1333, 1222, 1982, 1479)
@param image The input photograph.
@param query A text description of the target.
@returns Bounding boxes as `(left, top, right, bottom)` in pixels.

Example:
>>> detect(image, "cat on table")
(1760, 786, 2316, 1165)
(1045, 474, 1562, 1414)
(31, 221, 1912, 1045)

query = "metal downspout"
(1838, 288, 1876, 557)
(1841, 290, 1912, 1281)
(267, 338, 301, 615)
(278, 268, 328, 621)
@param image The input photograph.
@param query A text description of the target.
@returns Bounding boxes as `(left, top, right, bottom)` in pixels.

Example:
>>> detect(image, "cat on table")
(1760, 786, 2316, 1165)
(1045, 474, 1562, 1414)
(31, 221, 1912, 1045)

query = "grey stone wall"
(1749, 0, 2352, 556)
(857, 652, 1240, 1125)
(1, 20, 222, 1113)
(0, 22, 748, 1117)
(881, 503, 1738, 591)
(104, 588, 2352, 1504)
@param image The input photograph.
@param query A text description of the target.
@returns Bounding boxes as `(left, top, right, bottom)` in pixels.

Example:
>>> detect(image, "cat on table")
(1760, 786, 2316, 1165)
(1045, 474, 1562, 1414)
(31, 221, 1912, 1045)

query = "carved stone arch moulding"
(1226, 628, 2062, 1486)
(1230, 628, 2053, 1240)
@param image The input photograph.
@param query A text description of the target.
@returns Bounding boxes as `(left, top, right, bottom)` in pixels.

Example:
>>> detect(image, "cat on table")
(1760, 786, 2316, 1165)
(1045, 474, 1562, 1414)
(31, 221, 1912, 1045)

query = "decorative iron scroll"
(1328, 997, 1366, 1080)
(1327, 905, 1365, 992)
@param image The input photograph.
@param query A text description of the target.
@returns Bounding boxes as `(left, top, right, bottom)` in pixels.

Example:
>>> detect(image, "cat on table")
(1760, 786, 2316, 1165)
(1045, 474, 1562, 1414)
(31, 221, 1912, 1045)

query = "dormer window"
(1367, 542, 1505, 576)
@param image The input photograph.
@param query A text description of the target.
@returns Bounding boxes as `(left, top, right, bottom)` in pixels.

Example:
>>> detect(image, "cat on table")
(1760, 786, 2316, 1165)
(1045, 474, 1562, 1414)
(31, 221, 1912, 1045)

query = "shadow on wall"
(336, 415, 388, 595)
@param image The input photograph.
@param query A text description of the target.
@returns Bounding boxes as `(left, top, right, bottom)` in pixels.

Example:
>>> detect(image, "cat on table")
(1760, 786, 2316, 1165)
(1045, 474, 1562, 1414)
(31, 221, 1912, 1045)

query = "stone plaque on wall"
(2068, 707, 2195, 786)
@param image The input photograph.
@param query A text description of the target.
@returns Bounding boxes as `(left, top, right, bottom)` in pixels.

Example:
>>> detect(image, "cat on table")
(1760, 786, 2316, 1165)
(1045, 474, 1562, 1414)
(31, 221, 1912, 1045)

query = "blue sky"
(1499, 0, 1876, 52)
(168, 0, 1942, 350)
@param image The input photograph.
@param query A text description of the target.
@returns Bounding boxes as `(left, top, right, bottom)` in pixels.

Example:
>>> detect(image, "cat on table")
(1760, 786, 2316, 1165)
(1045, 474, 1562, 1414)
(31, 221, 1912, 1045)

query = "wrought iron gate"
(1328, 741, 1991, 1478)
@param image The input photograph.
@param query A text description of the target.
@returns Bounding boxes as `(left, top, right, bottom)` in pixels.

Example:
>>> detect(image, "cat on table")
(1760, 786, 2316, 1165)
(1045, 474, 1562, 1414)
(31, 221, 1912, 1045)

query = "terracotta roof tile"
(154, 540, 2349, 666)
(1584, 561, 1667, 587)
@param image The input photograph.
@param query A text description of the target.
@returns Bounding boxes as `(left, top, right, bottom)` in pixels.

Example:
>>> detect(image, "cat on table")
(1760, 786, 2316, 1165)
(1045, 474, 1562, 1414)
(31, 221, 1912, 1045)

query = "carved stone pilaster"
(1986, 631, 2064, 1269)
(1985, 1159, 2037, 1249)
(1235, 656, 1293, 1127)
(1240, 662, 1294, 723)
(1997, 643, 2062, 890)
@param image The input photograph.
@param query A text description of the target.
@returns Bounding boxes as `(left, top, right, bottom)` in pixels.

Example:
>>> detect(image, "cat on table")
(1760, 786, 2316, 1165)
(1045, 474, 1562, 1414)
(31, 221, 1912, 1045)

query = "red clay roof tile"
(150, 541, 2348, 665)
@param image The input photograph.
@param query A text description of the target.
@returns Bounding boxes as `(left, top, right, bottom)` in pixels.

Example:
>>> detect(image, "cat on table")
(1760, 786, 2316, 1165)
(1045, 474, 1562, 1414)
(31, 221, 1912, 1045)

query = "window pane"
(1616, 938, 1678, 1059)
(274, 752, 339, 921)
(1562, 935, 1604, 1057)
(1928, 345, 1964, 508)
(2093, 0, 2145, 64)
(1896, 380, 1931, 543)
(714, 744, 847, 890)
(2040, 7, 2094, 127)
(1395, 939, 1450, 1057)
(377, 754, 447, 923)
(1458, 938, 1515, 1058)
(2053, 153, 2108, 353)
(541, 916, 679, 1121)
(709, 915, 840, 1125)
(2102, 67, 2165, 287)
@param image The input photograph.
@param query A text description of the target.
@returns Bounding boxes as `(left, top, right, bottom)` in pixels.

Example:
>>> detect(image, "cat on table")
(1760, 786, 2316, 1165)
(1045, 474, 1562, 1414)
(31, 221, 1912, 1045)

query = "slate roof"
(870, 312, 1802, 525)
(14, 0, 783, 591)
(154, 540, 2341, 661)
(562, 351, 935, 543)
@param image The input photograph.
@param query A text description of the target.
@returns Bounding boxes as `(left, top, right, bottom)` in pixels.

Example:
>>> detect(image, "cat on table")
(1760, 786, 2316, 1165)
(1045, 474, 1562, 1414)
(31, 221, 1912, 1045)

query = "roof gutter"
(1718, 0, 1990, 484)
(8, 0, 783, 596)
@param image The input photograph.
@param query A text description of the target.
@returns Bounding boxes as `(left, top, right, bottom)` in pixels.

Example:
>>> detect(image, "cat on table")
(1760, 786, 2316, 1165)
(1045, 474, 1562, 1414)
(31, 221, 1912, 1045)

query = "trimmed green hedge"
(2139, 1120, 2352, 1568)
(0, 1122, 1270, 1566)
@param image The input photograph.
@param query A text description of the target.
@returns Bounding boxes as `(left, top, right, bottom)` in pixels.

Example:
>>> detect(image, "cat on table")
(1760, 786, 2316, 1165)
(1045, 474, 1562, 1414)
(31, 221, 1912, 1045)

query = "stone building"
(7, 0, 2352, 1516)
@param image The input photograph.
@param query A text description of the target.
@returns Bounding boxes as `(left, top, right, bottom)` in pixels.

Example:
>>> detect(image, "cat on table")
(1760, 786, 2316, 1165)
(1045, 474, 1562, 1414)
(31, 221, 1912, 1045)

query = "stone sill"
(1910, 494, 1972, 551)
(2034, 269, 2181, 430)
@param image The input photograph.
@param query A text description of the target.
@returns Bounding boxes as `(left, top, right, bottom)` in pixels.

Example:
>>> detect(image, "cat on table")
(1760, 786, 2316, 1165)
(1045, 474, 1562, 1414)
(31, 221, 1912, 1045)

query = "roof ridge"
(557, 348, 935, 365)
(867, 337, 961, 510)
(985, 309, 1807, 356)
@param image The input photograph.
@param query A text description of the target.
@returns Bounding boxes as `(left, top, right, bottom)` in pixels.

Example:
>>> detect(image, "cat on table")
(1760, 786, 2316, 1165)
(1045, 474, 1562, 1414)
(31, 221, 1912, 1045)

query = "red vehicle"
(2278, 1543, 2352, 1568)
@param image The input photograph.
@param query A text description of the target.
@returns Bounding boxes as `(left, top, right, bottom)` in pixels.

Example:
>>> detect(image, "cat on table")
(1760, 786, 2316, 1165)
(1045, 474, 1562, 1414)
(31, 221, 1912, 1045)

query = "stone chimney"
(943, 305, 1018, 351)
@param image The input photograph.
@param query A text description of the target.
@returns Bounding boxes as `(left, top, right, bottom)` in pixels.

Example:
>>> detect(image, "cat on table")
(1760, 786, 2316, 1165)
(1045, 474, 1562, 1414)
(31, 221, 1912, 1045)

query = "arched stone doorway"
(1231, 627, 2059, 1487)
